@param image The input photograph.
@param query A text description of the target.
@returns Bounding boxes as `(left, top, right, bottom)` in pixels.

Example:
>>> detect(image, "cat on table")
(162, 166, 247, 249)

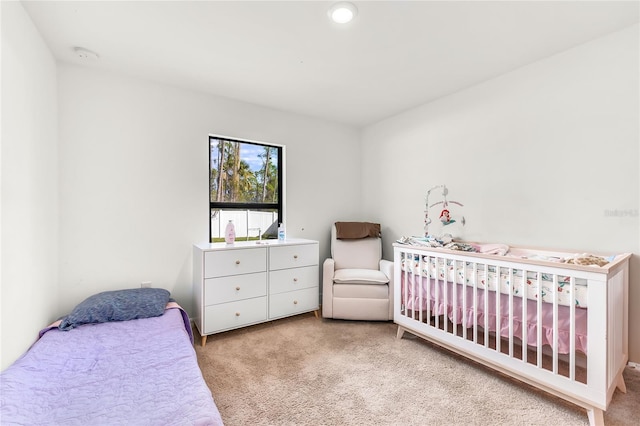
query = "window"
(209, 135, 284, 242)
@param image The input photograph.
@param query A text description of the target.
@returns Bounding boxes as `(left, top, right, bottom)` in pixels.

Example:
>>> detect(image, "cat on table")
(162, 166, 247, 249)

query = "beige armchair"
(322, 222, 394, 321)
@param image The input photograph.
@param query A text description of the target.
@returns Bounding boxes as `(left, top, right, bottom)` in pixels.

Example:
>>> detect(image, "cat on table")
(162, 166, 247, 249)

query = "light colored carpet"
(195, 313, 639, 425)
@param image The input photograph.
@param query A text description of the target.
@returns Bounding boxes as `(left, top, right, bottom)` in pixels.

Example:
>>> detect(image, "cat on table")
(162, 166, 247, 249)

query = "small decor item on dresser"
(224, 220, 236, 244)
(278, 223, 286, 241)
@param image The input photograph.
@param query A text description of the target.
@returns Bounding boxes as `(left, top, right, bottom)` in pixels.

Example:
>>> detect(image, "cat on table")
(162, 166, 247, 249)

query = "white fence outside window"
(211, 210, 278, 240)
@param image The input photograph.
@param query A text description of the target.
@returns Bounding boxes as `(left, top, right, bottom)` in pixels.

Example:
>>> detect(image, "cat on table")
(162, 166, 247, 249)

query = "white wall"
(362, 25, 640, 361)
(1, 2, 59, 370)
(57, 65, 361, 317)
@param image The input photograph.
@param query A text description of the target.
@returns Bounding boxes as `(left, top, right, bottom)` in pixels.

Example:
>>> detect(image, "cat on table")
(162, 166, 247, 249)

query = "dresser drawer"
(204, 247, 267, 278)
(269, 287, 318, 319)
(269, 265, 318, 295)
(269, 243, 318, 271)
(204, 272, 267, 305)
(204, 297, 267, 334)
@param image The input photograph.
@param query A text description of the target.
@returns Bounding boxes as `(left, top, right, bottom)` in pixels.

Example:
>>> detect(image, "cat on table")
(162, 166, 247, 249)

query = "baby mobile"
(424, 184, 465, 238)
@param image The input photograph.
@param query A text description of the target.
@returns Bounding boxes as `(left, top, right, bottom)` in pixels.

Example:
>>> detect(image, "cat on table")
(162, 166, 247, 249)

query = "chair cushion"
(334, 268, 389, 284)
(333, 283, 389, 299)
(331, 224, 382, 270)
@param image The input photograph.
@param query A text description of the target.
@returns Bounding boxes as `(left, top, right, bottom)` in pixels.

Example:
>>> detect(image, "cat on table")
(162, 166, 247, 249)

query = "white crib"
(393, 242, 631, 426)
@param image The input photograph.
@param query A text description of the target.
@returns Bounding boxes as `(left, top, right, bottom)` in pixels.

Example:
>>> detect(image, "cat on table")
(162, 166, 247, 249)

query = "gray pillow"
(59, 288, 171, 331)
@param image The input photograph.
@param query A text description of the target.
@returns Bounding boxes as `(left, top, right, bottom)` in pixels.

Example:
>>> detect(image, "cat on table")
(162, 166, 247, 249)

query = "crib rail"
(393, 243, 630, 426)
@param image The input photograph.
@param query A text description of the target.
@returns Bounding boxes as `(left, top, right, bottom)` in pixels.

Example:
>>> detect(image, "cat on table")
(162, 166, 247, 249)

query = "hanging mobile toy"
(424, 184, 465, 237)
(439, 208, 453, 224)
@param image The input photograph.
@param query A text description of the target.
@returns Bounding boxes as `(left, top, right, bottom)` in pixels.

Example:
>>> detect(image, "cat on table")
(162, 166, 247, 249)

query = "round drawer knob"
(293, 278, 298, 282)
(293, 255, 298, 259)
(236, 286, 241, 291)
(235, 312, 240, 316)
(293, 300, 298, 305)
(235, 260, 240, 265)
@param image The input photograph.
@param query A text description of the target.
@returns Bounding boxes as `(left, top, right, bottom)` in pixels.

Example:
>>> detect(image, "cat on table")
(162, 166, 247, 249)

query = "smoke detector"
(73, 47, 99, 60)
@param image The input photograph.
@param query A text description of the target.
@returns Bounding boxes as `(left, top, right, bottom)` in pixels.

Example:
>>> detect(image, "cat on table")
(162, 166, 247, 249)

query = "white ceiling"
(22, 1, 640, 127)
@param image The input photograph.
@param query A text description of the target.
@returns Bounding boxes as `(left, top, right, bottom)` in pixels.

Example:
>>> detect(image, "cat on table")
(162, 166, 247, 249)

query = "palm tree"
(260, 146, 272, 203)
(230, 142, 241, 201)
(215, 140, 226, 202)
(236, 160, 255, 202)
(266, 161, 278, 202)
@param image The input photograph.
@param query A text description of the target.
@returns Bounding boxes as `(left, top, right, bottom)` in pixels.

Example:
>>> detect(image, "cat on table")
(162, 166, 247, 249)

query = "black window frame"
(209, 134, 284, 242)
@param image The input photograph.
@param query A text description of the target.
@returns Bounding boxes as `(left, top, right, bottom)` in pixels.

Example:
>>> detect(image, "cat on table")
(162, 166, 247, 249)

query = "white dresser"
(193, 238, 319, 346)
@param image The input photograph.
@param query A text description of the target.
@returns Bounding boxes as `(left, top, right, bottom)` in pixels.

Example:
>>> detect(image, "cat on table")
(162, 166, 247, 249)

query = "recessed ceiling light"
(328, 2, 358, 24)
(73, 46, 99, 60)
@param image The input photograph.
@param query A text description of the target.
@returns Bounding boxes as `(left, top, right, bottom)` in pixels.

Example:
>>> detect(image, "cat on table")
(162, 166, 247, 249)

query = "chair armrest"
(380, 259, 394, 320)
(322, 258, 336, 318)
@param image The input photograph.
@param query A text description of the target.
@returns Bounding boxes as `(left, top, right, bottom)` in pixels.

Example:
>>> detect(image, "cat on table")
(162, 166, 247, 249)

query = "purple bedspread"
(1, 308, 223, 425)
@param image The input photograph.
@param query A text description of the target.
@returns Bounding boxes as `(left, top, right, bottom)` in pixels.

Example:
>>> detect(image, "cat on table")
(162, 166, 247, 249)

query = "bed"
(394, 242, 630, 426)
(0, 288, 223, 426)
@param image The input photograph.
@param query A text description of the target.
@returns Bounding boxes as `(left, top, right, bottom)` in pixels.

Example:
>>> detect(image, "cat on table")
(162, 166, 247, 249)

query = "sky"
(210, 138, 278, 173)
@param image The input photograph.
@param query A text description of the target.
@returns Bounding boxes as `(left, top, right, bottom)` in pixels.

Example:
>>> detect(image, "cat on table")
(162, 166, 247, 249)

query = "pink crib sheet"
(400, 273, 588, 355)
